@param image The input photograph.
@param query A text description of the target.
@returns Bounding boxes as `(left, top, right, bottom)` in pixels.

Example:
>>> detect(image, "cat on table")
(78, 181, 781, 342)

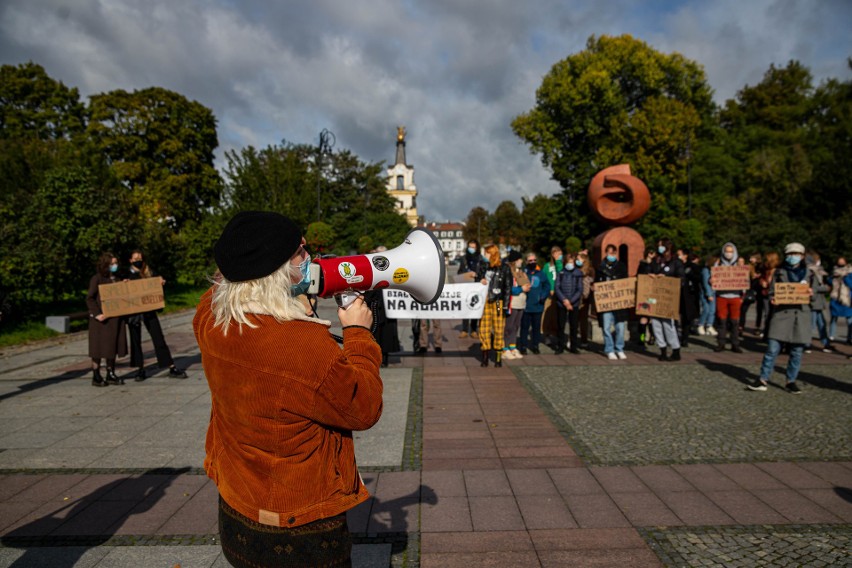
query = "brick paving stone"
(609, 492, 682, 526)
(632, 465, 695, 493)
(421, 551, 542, 568)
(753, 488, 843, 523)
(560, 493, 632, 528)
(797, 488, 852, 522)
(516, 495, 577, 529)
(538, 548, 663, 568)
(506, 469, 559, 496)
(798, 461, 852, 486)
(756, 461, 836, 489)
(421, 496, 472, 533)
(421, 530, 533, 553)
(712, 462, 788, 490)
(528, 527, 648, 550)
(464, 470, 512, 496)
(703, 490, 789, 524)
(655, 491, 737, 525)
(548, 468, 606, 496)
(469, 496, 526, 531)
(591, 466, 650, 494)
(421, 470, 466, 497)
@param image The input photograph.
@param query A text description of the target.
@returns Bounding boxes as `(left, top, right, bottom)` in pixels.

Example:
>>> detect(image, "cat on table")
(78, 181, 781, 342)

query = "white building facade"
(386, 126, 419, 227)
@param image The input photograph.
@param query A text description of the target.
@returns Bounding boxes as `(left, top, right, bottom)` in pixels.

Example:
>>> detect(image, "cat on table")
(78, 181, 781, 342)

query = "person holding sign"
(594, 244, 629, 360)
(748, 243, 814, 394)
(125, 250, 187, 381)
(648, 238, 684, 361)
(86, 253, 128, 387)
(712, 242, 746, 354)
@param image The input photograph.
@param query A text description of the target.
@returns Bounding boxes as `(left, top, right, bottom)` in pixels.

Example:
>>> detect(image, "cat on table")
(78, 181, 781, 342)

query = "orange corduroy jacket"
(193, 289, 383, 528)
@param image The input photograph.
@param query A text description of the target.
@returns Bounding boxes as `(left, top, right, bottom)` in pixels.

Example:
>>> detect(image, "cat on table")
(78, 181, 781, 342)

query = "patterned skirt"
(218, 497, 352, 568)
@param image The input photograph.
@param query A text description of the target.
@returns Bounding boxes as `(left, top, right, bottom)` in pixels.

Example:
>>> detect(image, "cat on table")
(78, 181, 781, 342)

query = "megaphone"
(308, 228, 446, 308)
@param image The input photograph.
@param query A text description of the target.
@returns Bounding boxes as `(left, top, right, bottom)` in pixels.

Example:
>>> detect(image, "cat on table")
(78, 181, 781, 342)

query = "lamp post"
(316, 128, 336, 222)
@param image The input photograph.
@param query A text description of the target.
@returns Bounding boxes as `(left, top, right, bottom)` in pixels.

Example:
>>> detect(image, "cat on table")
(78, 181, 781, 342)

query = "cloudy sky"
(2, 0, 850, 222)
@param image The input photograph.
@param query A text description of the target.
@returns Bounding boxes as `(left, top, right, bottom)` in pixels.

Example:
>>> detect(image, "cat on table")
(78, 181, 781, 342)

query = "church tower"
(386, 126, 419, 227)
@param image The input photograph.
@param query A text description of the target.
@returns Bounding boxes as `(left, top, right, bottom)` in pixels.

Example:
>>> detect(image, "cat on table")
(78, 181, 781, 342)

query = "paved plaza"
(0, 301, 850, 567)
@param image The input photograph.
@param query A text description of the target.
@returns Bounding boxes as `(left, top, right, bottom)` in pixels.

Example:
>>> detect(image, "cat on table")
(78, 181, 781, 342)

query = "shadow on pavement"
(1, 467, 191, 568)
(0, 369, 90, 402)
(695, 358, 851, 395)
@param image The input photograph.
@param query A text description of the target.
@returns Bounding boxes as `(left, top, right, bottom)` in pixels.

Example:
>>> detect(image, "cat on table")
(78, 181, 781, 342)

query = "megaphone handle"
(335, 290, 362, 309)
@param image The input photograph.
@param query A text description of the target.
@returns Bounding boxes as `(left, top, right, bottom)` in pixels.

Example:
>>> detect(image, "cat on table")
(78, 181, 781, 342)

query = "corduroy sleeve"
(311, 327, 384, 431)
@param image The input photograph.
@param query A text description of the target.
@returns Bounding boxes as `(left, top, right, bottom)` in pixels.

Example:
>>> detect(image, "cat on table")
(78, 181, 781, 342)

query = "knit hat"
(784, 242, 806, 255)
(214, 211, 302, 282)
(506, 250, 522, 263)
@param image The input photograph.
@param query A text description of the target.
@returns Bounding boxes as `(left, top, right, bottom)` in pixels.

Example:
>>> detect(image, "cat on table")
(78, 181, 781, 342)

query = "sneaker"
(168, 366, 188, 379)
(804, 348, 812, 354)
(747, 378, 768, 391)
(458, 331, 469, 339)
(706, 326, 718, 336)
(785, 382, 802, 394)
(606, 352, 618, 360)
(616, 351, 627, 360)
(503, 349, 516, 359)
(435, 347, 442, 354)
(697, 326, 707, 336)
(470, 331, 479, 339)
(821, 345, 834, 353)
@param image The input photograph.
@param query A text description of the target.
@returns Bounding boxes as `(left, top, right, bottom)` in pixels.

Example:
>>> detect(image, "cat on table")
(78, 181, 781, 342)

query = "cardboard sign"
(635, 274, 681, 320)
(99, 277, 165, 317)
(384, 283, 486, 319)
(594, 277, 636, 313)
(774, 282, 810, 305)
(711, 265, 751, 290)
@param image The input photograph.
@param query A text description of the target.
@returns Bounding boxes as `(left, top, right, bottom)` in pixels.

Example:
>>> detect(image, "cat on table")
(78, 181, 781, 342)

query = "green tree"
(0, 62, 86, 141)
(519, 193, 573, 256)
(462, 206, 491, 245)
(306, 222, 336, 254)
(512, 34, 715, 243)
(491, 200, 524, 248)
(87, 87, 221, 229)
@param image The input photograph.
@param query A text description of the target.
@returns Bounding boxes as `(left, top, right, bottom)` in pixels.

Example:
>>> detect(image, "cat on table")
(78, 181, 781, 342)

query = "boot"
(134, 367, 147, 382)
(731, 326, 743, 353)
(495, 351, 503, 368)
(658, 347, 670, 362)
(671, 348, 681, 361)
(480, 349, 489, 367)
(106, 369, 124, 385)
(92, 368, 108, 387)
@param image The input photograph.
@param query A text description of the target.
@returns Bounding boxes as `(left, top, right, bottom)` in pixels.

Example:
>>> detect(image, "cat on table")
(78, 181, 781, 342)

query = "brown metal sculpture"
(588, 164, 650, 276)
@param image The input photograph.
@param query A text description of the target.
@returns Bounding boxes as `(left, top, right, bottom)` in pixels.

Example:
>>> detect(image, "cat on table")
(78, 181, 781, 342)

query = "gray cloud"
(1, 0, 849, 222)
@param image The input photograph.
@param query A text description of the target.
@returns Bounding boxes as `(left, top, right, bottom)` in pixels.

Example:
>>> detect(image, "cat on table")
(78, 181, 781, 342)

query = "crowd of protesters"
(443, 237, 850, 392)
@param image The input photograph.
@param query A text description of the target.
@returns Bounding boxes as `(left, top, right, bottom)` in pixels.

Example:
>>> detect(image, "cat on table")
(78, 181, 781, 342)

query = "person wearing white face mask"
(712, 242, 745, 353)
(748, 242, 814, 394)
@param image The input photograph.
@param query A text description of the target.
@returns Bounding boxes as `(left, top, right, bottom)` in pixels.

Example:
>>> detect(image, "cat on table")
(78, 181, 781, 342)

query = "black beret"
(214, 211, 302, 282)
(507, 250, 522, 263)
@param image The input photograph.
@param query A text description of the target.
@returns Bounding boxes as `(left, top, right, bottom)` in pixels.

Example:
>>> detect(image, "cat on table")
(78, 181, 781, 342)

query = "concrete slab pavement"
(1, 300, 851, 567)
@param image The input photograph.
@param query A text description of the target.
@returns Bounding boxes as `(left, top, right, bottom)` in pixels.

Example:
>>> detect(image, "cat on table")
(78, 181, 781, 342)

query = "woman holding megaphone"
(194, 211, 384, 568)
(477, 244, 513, 367)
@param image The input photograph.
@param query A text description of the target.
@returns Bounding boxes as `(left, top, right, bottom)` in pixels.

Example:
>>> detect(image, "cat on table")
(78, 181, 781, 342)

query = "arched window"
(396, 175, 404, 190)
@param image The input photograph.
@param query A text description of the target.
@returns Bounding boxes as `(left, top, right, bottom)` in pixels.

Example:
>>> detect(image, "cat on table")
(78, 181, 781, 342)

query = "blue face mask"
(786, 255, 802, 266)
(291, 257, 312, 295)
(467, 247, 476, 254)
(565, 262, 575, 271)
(109, 264, 118, 273)
(606, 255, 617, 263)
(575, 259, 583, 267)
(658, 246, 666, 254)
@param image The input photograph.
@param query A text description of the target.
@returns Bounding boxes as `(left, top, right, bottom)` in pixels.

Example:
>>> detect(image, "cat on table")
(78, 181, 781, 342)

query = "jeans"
(698, 295, 716, 327)
(518, 311, 542, 350)
(601, 311, 625, 354)
(829, 315, 851, 343)
(759, 338, 804, 382)
(811, 309, 829, 346)
(650, 318, 680, 349)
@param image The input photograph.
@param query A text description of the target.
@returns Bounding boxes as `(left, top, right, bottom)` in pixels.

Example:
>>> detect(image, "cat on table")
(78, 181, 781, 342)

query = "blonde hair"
(211, 259, 306, 334)
(484, 244, 501, 267)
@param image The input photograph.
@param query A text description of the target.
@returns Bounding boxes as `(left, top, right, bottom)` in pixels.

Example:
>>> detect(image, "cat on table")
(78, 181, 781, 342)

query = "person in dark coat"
(554, 252, 584, 354)
(363, 247, 400, 367)
(86, 253, 128, 386)
(457, 239, 484, 338)
(125, 249, 187, 381)
(677, 250, 702, 347)
(649, 238, 684, 361)
(595, 244, 629, 359)
(748, 242, 813, 394)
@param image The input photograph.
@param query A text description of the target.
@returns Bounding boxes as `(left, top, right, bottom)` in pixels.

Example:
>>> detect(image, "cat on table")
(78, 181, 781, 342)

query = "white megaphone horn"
(308, 228, 445, 308)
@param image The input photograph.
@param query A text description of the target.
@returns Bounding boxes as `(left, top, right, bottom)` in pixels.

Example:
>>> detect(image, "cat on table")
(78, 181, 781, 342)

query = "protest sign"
(711, 265, 751, 290)
(99, 277, 165, 317)
(773, 282, 810, 305)
(635, 274, 681, 320)
(384, 283, 487, 319)
(593, 277, 636, 313)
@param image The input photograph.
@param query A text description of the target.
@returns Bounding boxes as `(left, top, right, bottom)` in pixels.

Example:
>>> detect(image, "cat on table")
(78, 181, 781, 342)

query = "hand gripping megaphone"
(308, 228, 445, 308)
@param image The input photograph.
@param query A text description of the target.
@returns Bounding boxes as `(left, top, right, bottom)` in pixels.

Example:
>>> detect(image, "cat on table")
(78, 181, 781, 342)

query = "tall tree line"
(0, 62, 409, 325)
